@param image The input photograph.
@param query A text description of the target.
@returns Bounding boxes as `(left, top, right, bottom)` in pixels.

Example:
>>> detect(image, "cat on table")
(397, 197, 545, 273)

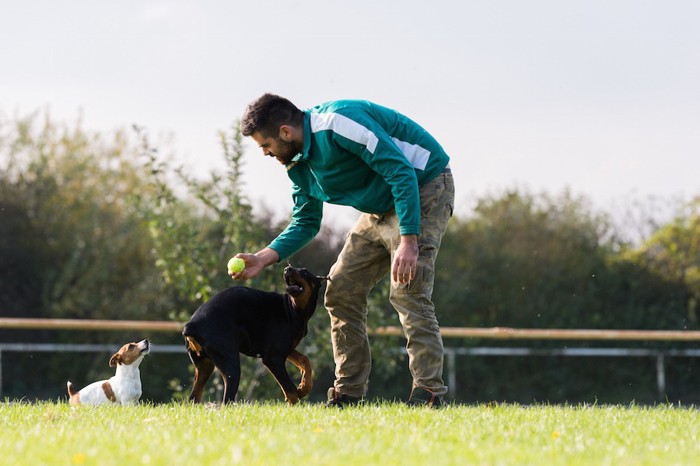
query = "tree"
(624, 197, 700, 329)
(135, 124, 281, 309)
(0, 113, 171, 323)
(434, 190, 614, 329)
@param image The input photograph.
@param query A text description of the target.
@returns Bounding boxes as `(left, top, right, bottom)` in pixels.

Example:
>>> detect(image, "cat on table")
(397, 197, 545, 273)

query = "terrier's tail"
(66, 381, 80, 405)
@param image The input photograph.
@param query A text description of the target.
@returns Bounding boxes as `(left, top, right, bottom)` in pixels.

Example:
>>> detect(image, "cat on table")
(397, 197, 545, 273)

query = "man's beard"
(273, 138, 300, 165)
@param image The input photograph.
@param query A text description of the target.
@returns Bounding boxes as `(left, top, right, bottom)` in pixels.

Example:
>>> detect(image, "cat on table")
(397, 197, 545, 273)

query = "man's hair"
(240, 93, 304, 137)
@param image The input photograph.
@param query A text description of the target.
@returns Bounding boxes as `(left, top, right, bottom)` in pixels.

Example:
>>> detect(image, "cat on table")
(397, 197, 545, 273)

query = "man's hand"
(392, 234, 419, 284)
(228, 248, 280, 281)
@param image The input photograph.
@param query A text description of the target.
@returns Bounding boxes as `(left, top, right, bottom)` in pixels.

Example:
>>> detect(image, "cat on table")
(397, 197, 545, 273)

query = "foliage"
(626, 198, 700, 327)
(1, 402, 699, 466)
(434, 190, 615, 329)
(433, 190, 694, 333)
(0, 113, 172, 322)
(133, 123, 279, 318)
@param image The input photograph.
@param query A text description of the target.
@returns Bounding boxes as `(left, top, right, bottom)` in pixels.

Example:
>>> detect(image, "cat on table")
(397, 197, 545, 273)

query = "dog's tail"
(66, 381, 80, 405)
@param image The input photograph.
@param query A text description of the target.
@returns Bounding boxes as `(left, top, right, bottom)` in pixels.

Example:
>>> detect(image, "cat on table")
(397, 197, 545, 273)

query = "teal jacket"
(267, 100, 450, 260)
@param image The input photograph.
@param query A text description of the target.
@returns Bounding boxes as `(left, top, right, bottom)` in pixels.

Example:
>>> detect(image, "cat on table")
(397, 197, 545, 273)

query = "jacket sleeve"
(328, 114, 421, 235)
(266, 184, 323, 261)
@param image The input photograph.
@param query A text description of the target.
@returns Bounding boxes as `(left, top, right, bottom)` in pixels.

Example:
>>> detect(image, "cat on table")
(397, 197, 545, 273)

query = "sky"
(1, 0, 698, 230)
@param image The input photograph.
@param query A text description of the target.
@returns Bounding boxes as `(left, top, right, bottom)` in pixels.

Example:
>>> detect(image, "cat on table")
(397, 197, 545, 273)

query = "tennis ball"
(227, 257, 245, 274)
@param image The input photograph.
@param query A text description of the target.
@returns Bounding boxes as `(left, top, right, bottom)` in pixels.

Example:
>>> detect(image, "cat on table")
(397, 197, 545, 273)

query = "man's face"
(251, 130, 298, 166)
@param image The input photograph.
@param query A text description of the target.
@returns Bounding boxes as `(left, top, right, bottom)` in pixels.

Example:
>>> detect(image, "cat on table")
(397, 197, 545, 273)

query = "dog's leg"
(286, 350, 313, 398)
(187, 350, 216, 403)
(206, 350, 242, 404)
(263, 356, 300, 405)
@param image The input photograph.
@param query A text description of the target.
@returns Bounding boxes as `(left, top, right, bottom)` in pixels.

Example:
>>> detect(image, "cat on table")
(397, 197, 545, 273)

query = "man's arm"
(266, 178, 323, 258)
(230, 183, 322, 281)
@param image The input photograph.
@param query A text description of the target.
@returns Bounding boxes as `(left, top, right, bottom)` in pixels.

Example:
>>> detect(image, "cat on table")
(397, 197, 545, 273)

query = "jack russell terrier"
(67, 339, 150, 405)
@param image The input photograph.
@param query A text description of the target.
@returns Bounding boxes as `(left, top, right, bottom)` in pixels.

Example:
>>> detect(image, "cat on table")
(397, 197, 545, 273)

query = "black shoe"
(325, 387, 361, 408)
(406, 387, 443, 408)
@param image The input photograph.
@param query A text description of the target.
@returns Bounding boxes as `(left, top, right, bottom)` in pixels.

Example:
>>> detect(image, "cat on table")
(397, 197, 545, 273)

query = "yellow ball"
(227, 257, 245, 273)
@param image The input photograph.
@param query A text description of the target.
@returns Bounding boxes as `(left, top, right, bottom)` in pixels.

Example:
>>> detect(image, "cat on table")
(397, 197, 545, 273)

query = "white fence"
(2, 318, 700, 400)
(443, 346, 700, 401)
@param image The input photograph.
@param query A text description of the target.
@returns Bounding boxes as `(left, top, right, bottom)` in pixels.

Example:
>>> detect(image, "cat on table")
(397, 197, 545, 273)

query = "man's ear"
(278, 125, 295, 141)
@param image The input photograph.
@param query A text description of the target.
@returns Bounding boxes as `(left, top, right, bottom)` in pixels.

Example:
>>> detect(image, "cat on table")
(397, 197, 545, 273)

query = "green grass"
(1, 401, 698, 465)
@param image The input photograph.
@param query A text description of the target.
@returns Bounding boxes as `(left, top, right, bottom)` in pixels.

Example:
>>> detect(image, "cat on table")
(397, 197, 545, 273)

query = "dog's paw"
(284, 392, 300, 405)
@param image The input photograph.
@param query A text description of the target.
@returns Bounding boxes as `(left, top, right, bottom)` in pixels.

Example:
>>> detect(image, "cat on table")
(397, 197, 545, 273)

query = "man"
(234, 93, 454, 407)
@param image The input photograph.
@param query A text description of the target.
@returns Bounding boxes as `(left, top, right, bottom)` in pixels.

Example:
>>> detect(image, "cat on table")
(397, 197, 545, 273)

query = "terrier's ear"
(109, 353, 121, 367)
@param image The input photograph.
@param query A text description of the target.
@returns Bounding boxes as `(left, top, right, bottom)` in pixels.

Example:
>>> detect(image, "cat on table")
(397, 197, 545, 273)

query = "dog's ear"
(109, 353, 121, 367)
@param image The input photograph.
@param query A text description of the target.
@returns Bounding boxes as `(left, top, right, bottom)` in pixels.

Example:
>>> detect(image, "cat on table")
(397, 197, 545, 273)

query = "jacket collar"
(285, 112, 311, 171)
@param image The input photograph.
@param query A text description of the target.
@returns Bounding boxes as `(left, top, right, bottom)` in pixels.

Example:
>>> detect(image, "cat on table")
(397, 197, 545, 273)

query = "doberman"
(183, 266, 329, 404)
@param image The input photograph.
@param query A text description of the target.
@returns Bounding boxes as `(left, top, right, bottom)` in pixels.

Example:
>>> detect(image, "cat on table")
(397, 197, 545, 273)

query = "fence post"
(445, 348, 457, 398)
(656, 353, 666, 401)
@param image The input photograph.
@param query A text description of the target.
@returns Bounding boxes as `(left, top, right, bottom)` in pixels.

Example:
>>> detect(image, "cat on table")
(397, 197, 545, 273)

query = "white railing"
(441, 347, 700, 400)
(2, 318, 700, 400)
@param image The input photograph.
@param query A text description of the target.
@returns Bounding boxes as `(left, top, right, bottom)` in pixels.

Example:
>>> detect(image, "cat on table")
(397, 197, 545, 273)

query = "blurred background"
(1, 0, 699, 404)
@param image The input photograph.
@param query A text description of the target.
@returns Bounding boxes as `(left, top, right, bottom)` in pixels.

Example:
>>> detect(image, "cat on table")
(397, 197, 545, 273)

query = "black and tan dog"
(183, 266, 328, 404)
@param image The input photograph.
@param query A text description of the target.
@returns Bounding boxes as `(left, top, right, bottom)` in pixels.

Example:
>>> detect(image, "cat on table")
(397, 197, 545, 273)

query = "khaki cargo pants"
(325, 171, 455, 397)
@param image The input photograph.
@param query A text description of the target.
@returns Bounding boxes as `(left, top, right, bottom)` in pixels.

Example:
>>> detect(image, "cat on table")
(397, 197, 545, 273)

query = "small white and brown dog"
(67, 339, 150, 405)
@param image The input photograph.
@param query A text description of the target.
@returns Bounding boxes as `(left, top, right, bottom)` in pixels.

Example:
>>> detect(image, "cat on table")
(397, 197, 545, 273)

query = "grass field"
(1, 401, 698, 465)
